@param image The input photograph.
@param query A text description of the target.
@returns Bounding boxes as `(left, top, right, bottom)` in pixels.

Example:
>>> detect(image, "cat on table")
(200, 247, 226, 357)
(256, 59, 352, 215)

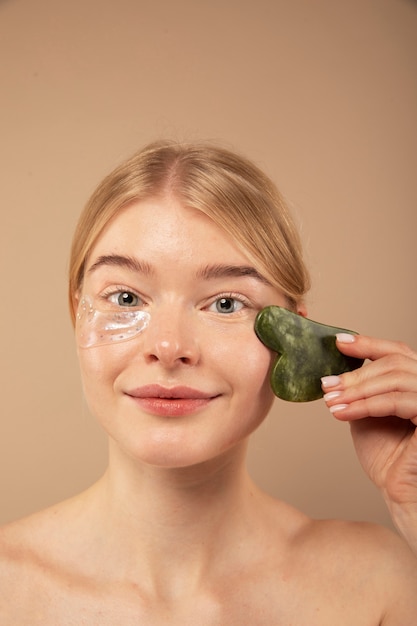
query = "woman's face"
(76, 196, 288, 468)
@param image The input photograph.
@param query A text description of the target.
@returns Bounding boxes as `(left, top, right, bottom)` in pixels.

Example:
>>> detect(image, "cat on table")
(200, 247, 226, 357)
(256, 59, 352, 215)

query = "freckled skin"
(255, 306, 364, 402)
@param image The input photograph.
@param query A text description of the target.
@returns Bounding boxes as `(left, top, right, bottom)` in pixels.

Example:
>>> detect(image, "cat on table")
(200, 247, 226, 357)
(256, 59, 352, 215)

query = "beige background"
(1, 0, 416, 528)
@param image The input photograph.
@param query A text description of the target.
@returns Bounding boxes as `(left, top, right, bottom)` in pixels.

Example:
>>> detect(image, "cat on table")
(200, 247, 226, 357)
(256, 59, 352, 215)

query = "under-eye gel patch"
(76, 295, 150, 348)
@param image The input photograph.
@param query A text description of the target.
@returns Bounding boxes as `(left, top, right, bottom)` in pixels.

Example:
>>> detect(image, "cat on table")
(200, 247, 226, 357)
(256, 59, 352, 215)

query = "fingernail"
(321, 375, 341, 388)
(329, 403, 349, 414)
(323, 391, 342, 402)
(336, 333, 355, 343)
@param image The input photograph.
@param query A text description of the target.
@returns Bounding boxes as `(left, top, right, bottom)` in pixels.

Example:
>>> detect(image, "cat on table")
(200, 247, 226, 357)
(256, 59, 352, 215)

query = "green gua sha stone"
(254, 306, 364, 402)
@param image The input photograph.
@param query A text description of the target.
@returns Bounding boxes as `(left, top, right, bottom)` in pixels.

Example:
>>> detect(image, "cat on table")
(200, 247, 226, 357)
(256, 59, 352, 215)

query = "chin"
(119, 434, 242, 471)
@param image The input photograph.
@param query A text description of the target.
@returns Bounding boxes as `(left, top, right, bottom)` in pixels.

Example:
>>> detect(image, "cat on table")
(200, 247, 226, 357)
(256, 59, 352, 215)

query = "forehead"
(88, 197, 252, 267)
(81, 196, 284, 305)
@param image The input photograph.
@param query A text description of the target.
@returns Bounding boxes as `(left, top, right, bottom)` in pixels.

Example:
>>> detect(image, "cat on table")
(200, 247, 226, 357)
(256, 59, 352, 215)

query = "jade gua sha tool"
(254, 306, 364, 402)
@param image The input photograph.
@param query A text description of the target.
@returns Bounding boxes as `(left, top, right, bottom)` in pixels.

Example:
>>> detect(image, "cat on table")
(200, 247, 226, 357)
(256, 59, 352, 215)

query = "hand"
(321, 334, 417, 552)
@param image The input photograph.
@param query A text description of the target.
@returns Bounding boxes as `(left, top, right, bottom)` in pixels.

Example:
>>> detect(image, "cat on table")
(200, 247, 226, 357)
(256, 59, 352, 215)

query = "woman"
(1, 140, 416, 624)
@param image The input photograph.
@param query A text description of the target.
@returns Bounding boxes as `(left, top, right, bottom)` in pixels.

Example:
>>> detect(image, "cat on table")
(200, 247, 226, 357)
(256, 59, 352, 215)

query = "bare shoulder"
(295, 516, 417, 575)
(264, 492, 417, 570)
(0, 510, 43, 568)
(0, 493, 99, 625)
(0, 503, 66, 580)
(0, 510, 51, 620)
(300, 514, 406, 546)
(293, 517, 417, 624)
(0, 489, 95, 569)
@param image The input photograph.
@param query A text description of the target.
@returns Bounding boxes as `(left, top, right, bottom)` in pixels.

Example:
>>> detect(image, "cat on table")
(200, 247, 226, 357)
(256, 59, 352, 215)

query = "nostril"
(142, 325, 200, 367)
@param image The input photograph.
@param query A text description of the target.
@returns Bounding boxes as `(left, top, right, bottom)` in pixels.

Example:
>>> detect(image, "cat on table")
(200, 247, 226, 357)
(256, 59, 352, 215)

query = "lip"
(125, 385, 219, 417)
(127, 384, 215, 400)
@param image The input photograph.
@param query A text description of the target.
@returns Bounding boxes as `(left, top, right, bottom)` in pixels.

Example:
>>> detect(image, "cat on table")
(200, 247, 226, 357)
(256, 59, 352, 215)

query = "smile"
(125, 385, 219, 417)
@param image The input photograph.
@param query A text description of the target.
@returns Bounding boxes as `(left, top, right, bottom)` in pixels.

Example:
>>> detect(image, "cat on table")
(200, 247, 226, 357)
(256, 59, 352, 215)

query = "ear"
(71, 291, 80, 325)
(297, 303, 308, 318)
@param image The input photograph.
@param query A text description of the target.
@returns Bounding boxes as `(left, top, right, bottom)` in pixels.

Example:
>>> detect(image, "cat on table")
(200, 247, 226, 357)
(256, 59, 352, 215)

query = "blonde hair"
(69, 140, 310, 323)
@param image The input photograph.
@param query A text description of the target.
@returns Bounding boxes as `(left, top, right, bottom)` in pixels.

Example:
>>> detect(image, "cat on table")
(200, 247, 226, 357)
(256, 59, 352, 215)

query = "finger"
(335, 333, 417, 363)
(323, 391, 417, 423)
(324, 370, 417, 405)
(322, 352, 417, 393)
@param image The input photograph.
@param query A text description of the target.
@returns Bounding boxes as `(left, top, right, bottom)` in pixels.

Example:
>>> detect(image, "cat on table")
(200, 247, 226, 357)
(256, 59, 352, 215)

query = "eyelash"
(207, 292, 251, 314)
(100, 286, 145, 308)
(98, 287, 251, 314)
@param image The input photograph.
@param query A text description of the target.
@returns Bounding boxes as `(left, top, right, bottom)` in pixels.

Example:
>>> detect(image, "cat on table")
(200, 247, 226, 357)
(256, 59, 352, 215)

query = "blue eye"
(213, 297, 244, 314)
(108, 291, 140, 307)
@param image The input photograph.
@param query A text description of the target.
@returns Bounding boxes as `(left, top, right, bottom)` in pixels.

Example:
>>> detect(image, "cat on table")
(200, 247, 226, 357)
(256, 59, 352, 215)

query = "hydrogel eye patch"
(76, 295, 150, 348)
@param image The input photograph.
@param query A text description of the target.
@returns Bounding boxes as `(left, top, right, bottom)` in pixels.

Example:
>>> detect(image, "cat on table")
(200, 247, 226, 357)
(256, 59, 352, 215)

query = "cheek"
(245, 348, 275, 412)
(77, 343, 131, 409)
(212, 328, 274, 399)
(211, 331, 276, 445)
(77, 350, 107, 419)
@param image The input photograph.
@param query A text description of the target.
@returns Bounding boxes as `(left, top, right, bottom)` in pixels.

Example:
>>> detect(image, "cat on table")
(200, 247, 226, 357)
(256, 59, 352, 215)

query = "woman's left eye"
(108, 291, 140, 307)
(209, 296, 245, 314)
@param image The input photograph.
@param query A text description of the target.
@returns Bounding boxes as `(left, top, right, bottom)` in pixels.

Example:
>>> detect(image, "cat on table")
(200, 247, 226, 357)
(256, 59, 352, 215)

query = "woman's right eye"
(108, 291, 141, 307)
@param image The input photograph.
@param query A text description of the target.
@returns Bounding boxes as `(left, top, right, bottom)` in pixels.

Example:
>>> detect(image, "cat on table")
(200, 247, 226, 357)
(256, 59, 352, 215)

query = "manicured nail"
(336, 333, 355, 343)
(321, 375, 341, 388)
(323, 391, 342, 402)
(329, 403, 349, 414)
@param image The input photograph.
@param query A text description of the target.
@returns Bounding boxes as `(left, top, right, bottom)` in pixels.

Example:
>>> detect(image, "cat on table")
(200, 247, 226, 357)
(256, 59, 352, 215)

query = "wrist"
(387, 501, 417, 558)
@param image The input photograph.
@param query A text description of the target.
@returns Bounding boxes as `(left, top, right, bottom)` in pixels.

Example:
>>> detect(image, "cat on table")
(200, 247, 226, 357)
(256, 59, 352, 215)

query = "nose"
(142, 306, 200, 368)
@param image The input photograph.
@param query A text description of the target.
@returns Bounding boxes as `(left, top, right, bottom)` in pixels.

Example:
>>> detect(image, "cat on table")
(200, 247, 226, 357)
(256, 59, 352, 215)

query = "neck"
(85, 439, 269, 595)
(104, 437, 255, 529)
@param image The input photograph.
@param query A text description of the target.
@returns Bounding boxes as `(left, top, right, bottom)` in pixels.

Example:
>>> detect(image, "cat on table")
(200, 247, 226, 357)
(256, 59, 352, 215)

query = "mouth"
(125, 385, 219, 416)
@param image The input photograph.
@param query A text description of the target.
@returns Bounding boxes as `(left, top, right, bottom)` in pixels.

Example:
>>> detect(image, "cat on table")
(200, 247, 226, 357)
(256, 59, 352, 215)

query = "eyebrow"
(196, 263, 271, 285)
(87, 254, 154, 276)
(87, 254, 270, 285)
